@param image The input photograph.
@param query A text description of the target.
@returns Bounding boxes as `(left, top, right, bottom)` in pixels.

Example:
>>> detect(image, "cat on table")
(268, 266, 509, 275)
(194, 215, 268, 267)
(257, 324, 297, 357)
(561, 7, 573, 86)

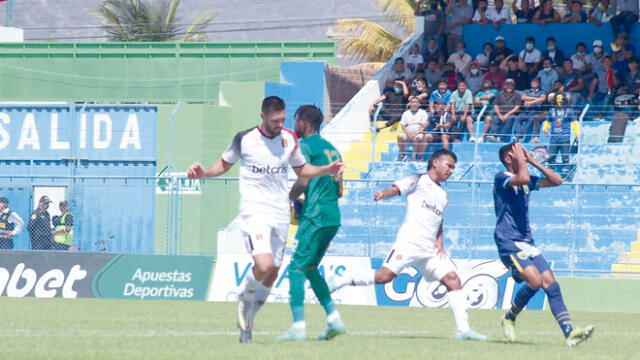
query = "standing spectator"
(514, 77, 547, 141)
(542, 93, 579, 173)
(610, 0, 639, 36)
(397, 96, 429, 161)
(472, 0, 491, 25)
(370, 79, 410, 132)
(474, 79, 499, 141)
(562, 1, 588, 22)
(389, 57, 414, 83)
(533, 0, 561, 25)
(447, 41, 473, 76)
(617, 57, 640, 96)
(490, 36, 514, 63)
(559, 59, 587, 105)
(407, 44, 425, 73)
(476, 43, 495, 72)
(589, 0, 614, 25)
(424, 59, 443, 91)
(450, 81, 476, 141)
(416, 0, 447, 52)
(445, 0, 473, 56)
(28, 195, 53, 250)
(486, 79, 521, 142)
(500, 55, 529, 91)
(484, 60, 507, 90)
(519, 37, 542, 75)
(424, 100, 453, 150)
(52, 200, 74, 251)
(538, 58, 560, 92)
(465, 62, 485, 94)
(486, 0, 513, 28)
(586, 56, 617, 113)
(429, 80, 453, 114)
(513, 0, 536, 23)
(611, 31, 635, 75)
(424, 38, 446, 66)
(0, 197, 24, 250)
(542, 37, 567, 68)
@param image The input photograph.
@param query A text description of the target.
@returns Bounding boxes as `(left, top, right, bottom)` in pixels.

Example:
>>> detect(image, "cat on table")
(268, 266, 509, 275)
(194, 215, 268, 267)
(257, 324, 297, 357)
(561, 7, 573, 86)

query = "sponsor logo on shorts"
(251, 164, 287, 175)
(517, 251, 527, 260)
(396, 254, 403, 261)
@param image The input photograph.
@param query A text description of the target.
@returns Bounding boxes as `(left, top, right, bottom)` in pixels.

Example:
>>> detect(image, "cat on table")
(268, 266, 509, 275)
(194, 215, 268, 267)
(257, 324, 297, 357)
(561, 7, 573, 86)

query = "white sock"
(292, 321, 306, 330)
(248, 283, 271, 322)
(448, 289, 470, 333)
(238, 268, 260, 302)
(327, 310, 341, 324)
(335, 269, 375, 289)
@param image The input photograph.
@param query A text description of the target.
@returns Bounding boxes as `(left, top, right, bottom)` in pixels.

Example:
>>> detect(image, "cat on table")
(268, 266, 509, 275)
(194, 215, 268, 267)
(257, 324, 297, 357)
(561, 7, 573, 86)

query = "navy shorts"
(500, 251, 551, 282)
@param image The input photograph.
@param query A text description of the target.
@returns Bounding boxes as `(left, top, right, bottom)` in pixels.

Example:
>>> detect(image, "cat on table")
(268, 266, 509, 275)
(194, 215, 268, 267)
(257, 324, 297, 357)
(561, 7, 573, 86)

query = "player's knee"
(526, 275, 542, 289)
(441, 272, 461, 291)
(254, 262, 275, 276)
(375, 269, 395, 284)
(262, 268, 279, 287)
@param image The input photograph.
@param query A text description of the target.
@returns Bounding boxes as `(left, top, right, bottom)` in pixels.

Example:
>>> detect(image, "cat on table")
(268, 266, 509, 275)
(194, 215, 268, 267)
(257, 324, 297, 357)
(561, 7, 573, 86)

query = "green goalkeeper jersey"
(299, 133, 341, 227)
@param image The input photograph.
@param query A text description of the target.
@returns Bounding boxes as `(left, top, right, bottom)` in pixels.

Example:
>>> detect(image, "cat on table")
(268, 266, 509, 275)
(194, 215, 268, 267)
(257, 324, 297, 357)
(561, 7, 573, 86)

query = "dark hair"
(438, 80, 448, 85)
(394, 57, 404, 64)
(576, 42, 587, 49)
(499, 144, 513, 167)
(525, 36, 535, 43)
(427, 149, 457, 170)
(294, 105, 323, 132)
(530, 76, 540, 84)
(261, 96, 285, 115)
(546, 36, 556, 43)
(457, 80, 467, 86)
(483, 42, 494, 50)
(629, 57, 638, 64)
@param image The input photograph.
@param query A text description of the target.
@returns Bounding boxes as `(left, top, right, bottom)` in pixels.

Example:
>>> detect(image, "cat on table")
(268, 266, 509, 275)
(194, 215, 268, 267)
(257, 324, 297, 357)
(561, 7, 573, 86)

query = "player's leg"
(328, 245, 408, 292)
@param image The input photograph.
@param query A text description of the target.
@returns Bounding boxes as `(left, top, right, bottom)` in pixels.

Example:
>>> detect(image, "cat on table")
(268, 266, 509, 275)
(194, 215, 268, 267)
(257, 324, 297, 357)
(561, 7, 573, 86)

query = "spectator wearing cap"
(390, 57, 414, 84)
(416, 0, 446, 52)
(537, 57, 560, 92)
(447, 41, 472, 76)
(500, 54, 529, 91)
(445, 0, 473, 56)
(489, 35, 514, 63)
(589, 0, 614, 25)
(485, 78, 521, 142)
(571, 42, 594, 74)
(475, 42, 494, 72)
(542, 37, 567, 68)
(484, 60, 507, 90)
(588, 39, 608, 74)
(465, 62, 485, 93)
(424, 38, 446, 66)
(472, 0, 491, 25)
(27, 195, 53, 250)
(407, 44, 425, 73)
(0, 197, 24, 250)
(514, 77, 547, 142)
(559, 59, 587, 105)
(513, 0, 536, 23)
(562, 0, 588, 22)
(519, 37, 542, 74)
(610, 0, 639, 36)
(533, 0, 561, 25)
(486, 0, 513, 28)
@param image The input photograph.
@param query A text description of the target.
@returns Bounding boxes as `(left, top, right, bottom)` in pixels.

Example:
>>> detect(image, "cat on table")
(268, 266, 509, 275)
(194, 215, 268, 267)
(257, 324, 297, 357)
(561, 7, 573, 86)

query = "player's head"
(499, 143, 518, 168)
(260, 96, 286, 137)
(294, 105, 323, 138)
(427, 149, 457, 183)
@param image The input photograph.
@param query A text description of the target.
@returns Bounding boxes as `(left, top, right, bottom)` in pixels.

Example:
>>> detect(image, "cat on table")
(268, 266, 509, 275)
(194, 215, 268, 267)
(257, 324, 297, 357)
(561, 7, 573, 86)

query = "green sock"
(288, 269, 306, 323)
(306, 269, 336, 315)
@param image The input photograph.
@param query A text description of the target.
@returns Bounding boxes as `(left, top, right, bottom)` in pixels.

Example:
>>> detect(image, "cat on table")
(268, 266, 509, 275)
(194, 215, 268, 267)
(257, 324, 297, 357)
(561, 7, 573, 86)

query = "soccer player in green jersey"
(276, 105, 347, 341)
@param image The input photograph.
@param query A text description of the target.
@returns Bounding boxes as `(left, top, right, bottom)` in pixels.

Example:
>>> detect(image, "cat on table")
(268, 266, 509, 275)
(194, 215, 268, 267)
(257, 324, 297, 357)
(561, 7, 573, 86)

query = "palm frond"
(183, 9, 214, 42)
(335, 18, 402, 63)
(377, 0, 417, 34)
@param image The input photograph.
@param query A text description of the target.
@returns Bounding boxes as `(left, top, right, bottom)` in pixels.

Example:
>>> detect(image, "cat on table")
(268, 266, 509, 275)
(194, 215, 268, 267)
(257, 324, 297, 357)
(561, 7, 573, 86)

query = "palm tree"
(334, 0, 418, 63)
(93, 0, 214, 41)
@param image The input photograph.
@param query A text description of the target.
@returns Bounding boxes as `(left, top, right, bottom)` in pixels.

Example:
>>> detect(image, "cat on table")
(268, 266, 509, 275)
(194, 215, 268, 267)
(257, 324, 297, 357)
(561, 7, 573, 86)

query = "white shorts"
(239, 215, 288, 267)
(382, 241, 457, 282)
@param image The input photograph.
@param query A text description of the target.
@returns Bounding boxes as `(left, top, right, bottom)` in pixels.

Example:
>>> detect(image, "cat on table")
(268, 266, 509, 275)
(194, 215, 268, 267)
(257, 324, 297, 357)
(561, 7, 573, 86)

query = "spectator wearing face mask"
(465, 62, 485, 94)
(407, 44, 425, 72)
(370, 79, 410, 132)
(571, 42, 593, 74)
(411, 77, 430, 103)
(447, 41, 472, 76)
(424, 37, 446, 66)
(537, 58, 560, 92)
(519, 37, 542, 75)
(541, 37, 566, 68)
(588, 39, 608, 74)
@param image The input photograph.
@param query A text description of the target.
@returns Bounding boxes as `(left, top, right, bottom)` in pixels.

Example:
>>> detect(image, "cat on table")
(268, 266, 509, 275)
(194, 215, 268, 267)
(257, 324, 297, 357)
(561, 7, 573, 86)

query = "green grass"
(0, 297, 638, 360)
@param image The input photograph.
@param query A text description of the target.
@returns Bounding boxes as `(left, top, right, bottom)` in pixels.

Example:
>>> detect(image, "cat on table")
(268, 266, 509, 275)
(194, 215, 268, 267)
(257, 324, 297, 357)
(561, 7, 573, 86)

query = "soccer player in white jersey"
(187, 96, 343, 343)
(328, 149, 487, 341)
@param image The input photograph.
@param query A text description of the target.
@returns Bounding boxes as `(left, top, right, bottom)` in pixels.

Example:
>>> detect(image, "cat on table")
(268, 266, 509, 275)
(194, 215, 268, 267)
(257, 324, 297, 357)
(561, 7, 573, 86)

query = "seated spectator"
(474, 79, 499, 141)
(617, 57, 640, 96)
(370, 79, 410, 132)
(447, 41, 472, 76)
(472, 0, 491, 25)
(562, 0, 588, 22)
(424, 59, 442, 90)
(610, 0, 639, 36)
(484, 60, 507, 90)
(519, 36, 542, 74)
(586, 56, 617, 106)
(485, 78, 521, 142)
(559, 59, 586, 105)
(533, 0, 561, 25)
(465, 62, 485, 93)
(424, 100, 452, 151)
(537, 57, 560, 92)
(589, 0, 614, 25)
(389, 57, 414, 83)
(442, 62, 460, 91)
(514, 77, 547, 141)
(571, 42, 593, 74)
(500, 54, 529, 91)
(445, 0, 473, 56)
(490, 35, 514, 63)
(611, 31, 635, 75)
(407, 44, 425, 72)
(411, 77, 430, 103)
(450, 80, 476, 142)
(475, 42, 494, 72)
(588, 39, 608, 74)
(397, 96, 429, 161)
(424, 38, 445, 66)
(513, 0, 536, 23)
(542, 92, 579, 174)
(542, 37, 567, 69)
(411, 69, 426, 90)
(416, 0, 446, 53)
(429, 80, 453, 114)
(486, 0, 513, 28)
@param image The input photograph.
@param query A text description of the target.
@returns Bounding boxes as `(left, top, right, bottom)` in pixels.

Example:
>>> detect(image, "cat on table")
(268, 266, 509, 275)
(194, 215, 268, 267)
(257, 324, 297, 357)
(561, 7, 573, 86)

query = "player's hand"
(373, 190, 385, 201)
(327, 161, 344, 176)
(523, 148, 534, 164)
(187, 164, 205, 179)
(434, 239, 447, 257)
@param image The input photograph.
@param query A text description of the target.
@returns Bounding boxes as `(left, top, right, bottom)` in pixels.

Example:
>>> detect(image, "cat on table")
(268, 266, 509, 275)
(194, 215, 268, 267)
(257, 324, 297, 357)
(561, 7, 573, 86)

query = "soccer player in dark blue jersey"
(493, 142, 594, 347)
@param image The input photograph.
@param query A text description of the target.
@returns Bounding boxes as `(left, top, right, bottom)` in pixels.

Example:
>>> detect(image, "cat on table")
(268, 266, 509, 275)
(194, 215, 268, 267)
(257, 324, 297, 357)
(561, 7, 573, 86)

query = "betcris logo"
(0, 263, 87, 298)
(251, 164, 287, 175)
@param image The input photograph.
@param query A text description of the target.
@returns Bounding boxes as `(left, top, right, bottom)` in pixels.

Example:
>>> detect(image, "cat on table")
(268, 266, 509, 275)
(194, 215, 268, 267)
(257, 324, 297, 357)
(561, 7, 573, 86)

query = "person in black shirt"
(27, 195, 53, 250)
(542, 37, 567, 69)
(500, 55, 529, 91)
(490, 35, 514, 63)
(370, 79, 410, 132)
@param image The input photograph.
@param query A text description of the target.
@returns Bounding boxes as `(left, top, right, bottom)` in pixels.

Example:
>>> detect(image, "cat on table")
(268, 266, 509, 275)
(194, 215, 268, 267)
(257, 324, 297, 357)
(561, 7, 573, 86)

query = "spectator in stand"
(589, 0, 614, 25)
(474, 79, 499, 141)
(389, 57, 414, 83)
(424, 100, 452, 150)
(542, 92, 579, 173)
(450, 80, 476, 142)
(611, 31, 635, 75)
(485, 79, 521, 142)
(472, 0, 491, 25)
(429, 80, 453, 114)
(513, 0, 536, 23)
(533, 0, 561, 25)
(514, 77, 547, 141)
(411, 77, 431, 103)
(610, 0, 639, 36)
(442, 62, 461, 91)
(447, 41, 473, 76)
(500, 54, 529, 91)
(519, 37, 542, 75)
(370, 79, 410, 132)
(484, 60, 507, 90)
(542, 37, 567, 69)
(407, 44, 425, 73)
(490, 36, 514, 63)
(588, 39, 608, 74)
(486, 0, 513, 28)
(397, 96, 429, 162)
(411, 69, 427, 90)
(445, 0, 473, 56)
(476, 42, 494, 72)
(424, 38, 446, 66)
(562, 0, 588, 22)
(617, 58, 640, 96)
(465, 62, 485, 94)
(416, 0, 447, 52)
(537, 57, 560, 92)
(586, 56, 617, 112)
(424, 59, 443, 91)
(559, 59, 586, 105)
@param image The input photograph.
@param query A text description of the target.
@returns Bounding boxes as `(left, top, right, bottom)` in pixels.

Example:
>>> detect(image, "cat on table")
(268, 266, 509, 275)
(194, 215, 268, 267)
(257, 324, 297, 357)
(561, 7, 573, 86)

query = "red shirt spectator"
(483, 61, 507, 90)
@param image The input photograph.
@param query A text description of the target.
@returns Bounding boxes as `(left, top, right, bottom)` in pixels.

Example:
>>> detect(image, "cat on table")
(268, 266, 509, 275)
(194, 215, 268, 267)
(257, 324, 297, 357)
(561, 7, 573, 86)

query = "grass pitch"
(0, 297, 638, 360)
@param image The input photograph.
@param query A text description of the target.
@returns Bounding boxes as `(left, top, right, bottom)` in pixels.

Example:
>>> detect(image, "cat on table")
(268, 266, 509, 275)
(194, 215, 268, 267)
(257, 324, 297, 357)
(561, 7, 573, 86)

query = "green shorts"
(290, 220, 339, 271)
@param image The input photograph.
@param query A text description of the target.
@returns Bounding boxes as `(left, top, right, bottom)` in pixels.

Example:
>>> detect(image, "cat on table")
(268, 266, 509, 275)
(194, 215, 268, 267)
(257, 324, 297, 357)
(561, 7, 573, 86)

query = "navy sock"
(545, 282, 573, 338)
(506, 284, 538, 321)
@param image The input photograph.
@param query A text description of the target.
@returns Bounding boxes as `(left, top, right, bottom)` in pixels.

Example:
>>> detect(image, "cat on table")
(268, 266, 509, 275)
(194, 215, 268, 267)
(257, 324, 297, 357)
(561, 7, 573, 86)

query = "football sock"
(305, 269, 336, 316)
(249, 283, 271, 322)
(506, 284, 538, 321)
(447, 289, 470, 333)
(335, 269, 375, 289)
(288, 269, 306, 323)
(238, 267, 260, 302)
(544, 282, 573, 338)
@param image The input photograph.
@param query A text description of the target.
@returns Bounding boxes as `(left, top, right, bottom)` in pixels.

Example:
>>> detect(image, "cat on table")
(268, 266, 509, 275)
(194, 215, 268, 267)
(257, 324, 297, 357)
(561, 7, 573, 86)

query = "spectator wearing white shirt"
(519, 37, 542, 74)
(570, 42, 593, 74)
(472, 0, 491, 25)
(475, 42, 494, 72)
(447, 41, 473, 76)
(486, 0, 513, 29)
(397, 96, 429, 161)
(406, 44, 425, 73)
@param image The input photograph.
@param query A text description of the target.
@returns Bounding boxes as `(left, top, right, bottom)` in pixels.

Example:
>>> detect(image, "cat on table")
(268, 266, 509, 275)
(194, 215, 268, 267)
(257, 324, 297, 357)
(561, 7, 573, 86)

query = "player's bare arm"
(187, 159, 233, 179)
(524, 149, 563, 188)
(507, 143, 531, 186)
(289, 177, 309, 201)
(293, 160, 343, 179)
(373, 186, 400, 201)
(434, 223, 447, 256)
